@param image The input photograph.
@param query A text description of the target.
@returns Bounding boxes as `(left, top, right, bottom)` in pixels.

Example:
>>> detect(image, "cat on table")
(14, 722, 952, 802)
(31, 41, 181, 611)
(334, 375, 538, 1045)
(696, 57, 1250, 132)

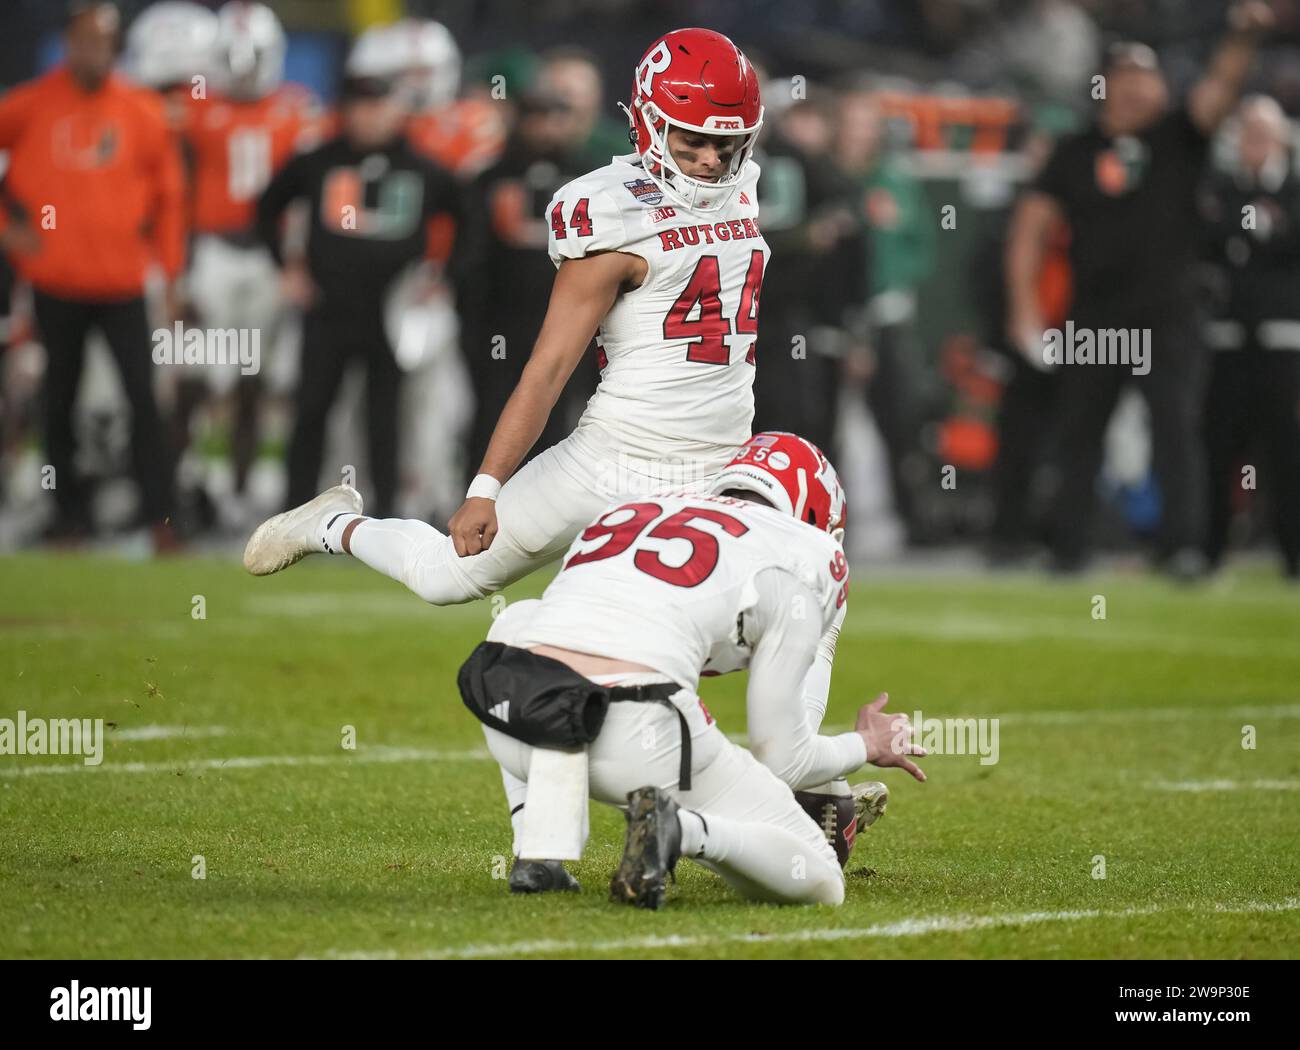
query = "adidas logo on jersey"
(489, 700, 510, 722)
(657, 218, 763, 251)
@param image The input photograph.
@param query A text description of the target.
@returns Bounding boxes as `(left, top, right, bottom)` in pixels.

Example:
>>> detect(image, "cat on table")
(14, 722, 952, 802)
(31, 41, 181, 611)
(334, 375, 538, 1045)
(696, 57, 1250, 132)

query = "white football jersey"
(547, 154, 769, 472)
(511, 494, 849, 690)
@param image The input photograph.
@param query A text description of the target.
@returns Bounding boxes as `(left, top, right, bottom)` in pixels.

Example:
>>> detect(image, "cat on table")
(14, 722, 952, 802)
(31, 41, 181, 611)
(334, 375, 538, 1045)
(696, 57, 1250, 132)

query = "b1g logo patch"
(624, 177, 664, 206)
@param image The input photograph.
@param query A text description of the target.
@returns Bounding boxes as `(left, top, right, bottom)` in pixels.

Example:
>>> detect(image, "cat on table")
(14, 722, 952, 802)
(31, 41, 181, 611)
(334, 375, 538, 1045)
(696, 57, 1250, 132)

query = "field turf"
(1, 553, 1297, 959)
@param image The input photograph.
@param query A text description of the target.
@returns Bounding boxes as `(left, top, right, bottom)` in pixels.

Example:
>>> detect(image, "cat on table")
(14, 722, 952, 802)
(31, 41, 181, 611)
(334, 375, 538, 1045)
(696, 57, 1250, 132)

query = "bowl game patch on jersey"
(623, 177, 665, 206)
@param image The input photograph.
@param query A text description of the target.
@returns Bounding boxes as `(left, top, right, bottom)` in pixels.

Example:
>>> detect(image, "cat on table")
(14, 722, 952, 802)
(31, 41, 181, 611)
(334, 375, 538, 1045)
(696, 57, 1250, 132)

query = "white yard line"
(814, 701, 1300, 736)
(842, 611, 1299, 658)
(5, 701, 1295, 774)
(1150, 779, 1300, 792)
(0, 745, 488, 777)
(994, 703, 1300, 725)
(311, 898, 1300, 960)
(112, 725, 230, 741)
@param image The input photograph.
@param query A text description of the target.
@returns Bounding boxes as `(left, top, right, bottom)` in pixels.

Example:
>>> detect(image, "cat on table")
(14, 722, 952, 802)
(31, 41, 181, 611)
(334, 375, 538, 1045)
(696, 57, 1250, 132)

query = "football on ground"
(2, 554, 1297, 959)
(794, 780, 859, 867)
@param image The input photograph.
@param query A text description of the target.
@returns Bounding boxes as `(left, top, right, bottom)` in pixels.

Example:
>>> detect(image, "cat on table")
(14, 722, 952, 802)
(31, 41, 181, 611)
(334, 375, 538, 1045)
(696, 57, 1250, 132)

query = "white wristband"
(466, 473, 502, 501)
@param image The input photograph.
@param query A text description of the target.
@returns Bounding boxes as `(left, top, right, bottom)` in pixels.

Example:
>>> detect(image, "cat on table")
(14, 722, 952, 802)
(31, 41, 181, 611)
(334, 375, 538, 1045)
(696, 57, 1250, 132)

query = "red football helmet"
(622, 27, 763, 212)
(710, 432, 846, 534)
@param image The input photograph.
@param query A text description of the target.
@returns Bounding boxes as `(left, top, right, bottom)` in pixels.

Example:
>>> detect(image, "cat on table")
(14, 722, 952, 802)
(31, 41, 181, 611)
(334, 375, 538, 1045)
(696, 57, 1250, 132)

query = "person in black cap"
(255, 72, 462, 518)
(1006, 3, 1274, 578)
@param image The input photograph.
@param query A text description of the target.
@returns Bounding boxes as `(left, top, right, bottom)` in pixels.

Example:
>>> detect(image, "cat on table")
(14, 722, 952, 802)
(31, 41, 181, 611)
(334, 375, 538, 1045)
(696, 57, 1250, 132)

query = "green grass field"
(2, 552, 1298, 959)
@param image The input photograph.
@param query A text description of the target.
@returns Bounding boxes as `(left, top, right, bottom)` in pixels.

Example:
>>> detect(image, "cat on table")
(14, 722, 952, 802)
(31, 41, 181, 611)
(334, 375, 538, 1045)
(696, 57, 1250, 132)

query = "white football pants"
(346, 425, 725, 605)
(187, 235, 284, 396)
(481, 601, 844, 907)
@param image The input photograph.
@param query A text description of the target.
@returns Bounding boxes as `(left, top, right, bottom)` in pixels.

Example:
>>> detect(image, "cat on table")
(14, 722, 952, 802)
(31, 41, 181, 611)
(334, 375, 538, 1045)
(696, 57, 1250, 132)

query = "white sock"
(677, 808, 708, 857)
(801, 778, 847, 796)
(501, 768, 529, 857)
(343, 516, 482, 605)
(320, 511, 365, 555)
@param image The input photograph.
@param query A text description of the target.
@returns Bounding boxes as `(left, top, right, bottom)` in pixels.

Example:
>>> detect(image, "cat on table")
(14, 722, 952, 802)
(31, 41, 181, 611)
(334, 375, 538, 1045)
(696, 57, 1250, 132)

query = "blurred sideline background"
(1, 0, 1297, 579)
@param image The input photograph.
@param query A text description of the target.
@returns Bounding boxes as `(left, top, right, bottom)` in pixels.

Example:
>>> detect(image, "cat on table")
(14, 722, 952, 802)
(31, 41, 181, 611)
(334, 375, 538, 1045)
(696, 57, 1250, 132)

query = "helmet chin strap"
(628, 99, 749, 212)
(618, 100, 636, 143)
(650, 150, 741, 212)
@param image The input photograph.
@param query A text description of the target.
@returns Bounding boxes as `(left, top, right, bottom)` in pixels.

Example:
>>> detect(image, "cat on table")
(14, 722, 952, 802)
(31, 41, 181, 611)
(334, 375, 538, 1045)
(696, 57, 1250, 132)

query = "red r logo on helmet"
(636, 41, 672, 97)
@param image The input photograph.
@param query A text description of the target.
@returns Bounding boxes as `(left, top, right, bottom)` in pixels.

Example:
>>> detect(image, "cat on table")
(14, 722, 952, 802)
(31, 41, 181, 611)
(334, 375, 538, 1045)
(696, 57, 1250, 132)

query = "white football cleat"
(852, 780, 889, 833)
(242, 485, 363, 576)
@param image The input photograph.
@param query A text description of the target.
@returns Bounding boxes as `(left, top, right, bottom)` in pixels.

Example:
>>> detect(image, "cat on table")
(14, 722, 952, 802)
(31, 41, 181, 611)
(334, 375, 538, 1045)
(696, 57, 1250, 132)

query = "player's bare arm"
(447, 126, 739, 557)
(447, 248, 648, 557)
(1189, 1, 1273, 134)
(1005, 191, 1063, 360)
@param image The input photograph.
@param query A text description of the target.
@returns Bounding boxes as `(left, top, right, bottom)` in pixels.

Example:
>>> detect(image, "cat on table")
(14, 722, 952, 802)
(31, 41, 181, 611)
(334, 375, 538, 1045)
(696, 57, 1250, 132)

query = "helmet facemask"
(626, 98, 762, 212)
(215, 2, 285, 101)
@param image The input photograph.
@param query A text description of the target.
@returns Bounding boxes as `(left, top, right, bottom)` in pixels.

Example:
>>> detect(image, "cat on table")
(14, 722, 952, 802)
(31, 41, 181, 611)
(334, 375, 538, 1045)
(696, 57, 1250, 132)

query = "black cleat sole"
(609, 786, 680, 910)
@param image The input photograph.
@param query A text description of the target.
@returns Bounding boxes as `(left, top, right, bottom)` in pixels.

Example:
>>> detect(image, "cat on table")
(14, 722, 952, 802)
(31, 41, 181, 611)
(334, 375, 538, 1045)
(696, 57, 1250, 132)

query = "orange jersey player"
(407, 95, 507, 179)
(186, 81, 321, 236)
(345, 18, 506, 179)
(179, 2, 316, 507)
